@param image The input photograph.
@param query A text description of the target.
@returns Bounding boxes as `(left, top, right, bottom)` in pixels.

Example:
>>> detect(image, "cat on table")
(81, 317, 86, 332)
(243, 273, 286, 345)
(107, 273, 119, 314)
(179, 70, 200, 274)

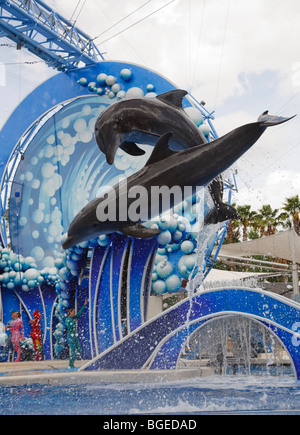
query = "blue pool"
(2, 374, 300, 415)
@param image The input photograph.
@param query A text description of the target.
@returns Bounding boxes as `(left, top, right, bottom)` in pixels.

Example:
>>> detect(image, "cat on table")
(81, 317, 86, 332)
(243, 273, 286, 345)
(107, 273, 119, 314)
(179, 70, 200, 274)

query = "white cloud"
(235, 169, 300, 210)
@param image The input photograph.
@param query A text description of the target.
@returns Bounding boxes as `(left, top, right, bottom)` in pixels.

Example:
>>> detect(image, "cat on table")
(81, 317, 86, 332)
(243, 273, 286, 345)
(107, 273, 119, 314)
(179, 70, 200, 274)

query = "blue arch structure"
(0, 59, 233, 361)
(79, 288, 300, 379)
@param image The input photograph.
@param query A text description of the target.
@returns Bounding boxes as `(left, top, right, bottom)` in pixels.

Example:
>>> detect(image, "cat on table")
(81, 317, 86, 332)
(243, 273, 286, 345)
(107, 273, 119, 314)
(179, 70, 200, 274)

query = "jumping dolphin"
(204, 176, 241, 225)
(94, 89, 207, 165)
(95, 88, 240, 223)
(63, 111, 295, 249)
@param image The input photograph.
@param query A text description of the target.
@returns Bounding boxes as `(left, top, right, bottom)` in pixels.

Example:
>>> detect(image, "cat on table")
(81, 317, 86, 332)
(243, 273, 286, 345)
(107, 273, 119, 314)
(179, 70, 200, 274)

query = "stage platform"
(0, 360, 214, 387)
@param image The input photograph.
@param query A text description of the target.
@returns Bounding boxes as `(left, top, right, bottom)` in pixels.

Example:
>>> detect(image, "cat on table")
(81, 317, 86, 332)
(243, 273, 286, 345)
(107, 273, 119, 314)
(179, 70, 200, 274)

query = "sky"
(0, 0, 300, 212)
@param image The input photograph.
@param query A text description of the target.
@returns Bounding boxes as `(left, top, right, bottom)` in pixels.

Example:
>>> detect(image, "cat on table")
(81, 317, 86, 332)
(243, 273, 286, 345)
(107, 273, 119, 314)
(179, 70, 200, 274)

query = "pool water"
(2, 373, 300, 415)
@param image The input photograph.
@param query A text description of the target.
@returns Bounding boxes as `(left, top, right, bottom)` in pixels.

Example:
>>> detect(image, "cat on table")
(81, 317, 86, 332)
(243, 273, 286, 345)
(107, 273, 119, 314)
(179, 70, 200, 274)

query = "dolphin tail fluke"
(204, 203, 241, 226)
(121, 223, 161, 239)
(258, 111, 296, 127)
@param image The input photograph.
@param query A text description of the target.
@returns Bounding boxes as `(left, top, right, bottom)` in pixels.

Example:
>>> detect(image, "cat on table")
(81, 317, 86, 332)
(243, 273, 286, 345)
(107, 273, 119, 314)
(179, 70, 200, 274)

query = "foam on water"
(1, 373, 300, 415)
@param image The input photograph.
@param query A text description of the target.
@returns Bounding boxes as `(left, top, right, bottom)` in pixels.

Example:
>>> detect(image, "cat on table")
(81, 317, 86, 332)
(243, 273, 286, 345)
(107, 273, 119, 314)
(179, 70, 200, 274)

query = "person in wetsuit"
(65, 299, 88, 369)
(29, 310, 44, 361)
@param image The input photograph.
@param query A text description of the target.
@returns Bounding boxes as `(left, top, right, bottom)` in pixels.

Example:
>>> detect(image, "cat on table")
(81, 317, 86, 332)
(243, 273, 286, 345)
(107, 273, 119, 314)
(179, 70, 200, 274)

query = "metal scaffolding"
(0, 0, 104, 71)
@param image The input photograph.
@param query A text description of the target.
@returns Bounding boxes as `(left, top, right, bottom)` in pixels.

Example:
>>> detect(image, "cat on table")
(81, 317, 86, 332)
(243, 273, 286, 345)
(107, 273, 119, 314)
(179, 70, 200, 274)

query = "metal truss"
(0, 0, 104, 71)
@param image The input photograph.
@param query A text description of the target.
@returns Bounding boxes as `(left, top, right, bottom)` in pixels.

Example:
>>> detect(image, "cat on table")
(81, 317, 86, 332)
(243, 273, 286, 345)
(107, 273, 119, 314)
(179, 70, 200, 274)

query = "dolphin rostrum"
(63, 111, 295, 249)
(94, 89, 207, 165)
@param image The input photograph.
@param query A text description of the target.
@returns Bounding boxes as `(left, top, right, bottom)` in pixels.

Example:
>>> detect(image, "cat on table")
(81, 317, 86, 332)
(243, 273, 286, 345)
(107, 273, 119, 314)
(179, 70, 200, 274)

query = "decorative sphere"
(116, 90, 126, 100)
(108, 91, 115, 99)
(24, 268, 40, 281)
(154, 254, 168, 265)
(27, 280, 37, 288)
(184, 107, 203, 126)
(106, 75, 116, 86)
(77, 78, 88, 86)
(152, 280, 166, 295)
(165, 275, 181, 293)
(145, 92, 157, 99)
(96, 73, 107, 84)
(87, 82, 96, 91)
(156, 261, 173, 279)
(172, 230, 183, 242)
(178, 254, 196, 279)
(157, 230, 172, 246)
(199, 123, 210, 137)
(184, 254, 197, 269)
(181, 240, 195, 254)
(159, 216, 171, 231)
(146, 84, 155, 92)
(111, 84, 120, 94)
(125, 87, 144, 100)
(120, 68, 132, 81)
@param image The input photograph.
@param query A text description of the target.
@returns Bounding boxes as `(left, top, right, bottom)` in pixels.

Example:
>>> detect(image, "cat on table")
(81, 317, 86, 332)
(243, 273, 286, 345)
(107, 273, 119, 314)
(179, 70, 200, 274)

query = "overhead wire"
(191, 0, 206, 89)
(90, 0, 147, 65)
(96, 0, 176, 47)
(72, 0, 87, 27)
(93, 0, 153, 41)
(1, 61, 44, 65)
(69, 0, 82, 23)
(188, 0, 192, 92)
(214, 0, 231, 110)
(275, 91, 300, 115)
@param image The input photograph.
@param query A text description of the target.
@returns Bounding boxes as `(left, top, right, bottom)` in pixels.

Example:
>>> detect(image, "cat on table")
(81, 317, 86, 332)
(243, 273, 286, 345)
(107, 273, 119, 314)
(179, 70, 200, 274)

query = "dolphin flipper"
(121, 223, 161, 238)
(258, 111, 296, 126)
(120, 141, 146, 157)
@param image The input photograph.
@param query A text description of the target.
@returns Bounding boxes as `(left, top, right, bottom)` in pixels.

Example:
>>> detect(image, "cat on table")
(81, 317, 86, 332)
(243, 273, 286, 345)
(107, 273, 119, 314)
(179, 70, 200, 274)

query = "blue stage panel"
(110, 233, 130, 342)
(128, 238, 158, 333)
(89, 245, 110, 357)
(149, 323, 202, 370)
(76, 278, 90, 360)
(82, 288, 300, 379)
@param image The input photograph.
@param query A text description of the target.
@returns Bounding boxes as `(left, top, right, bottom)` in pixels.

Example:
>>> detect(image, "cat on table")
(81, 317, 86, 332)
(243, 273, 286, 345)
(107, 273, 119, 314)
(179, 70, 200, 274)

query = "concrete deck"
(0, 360, 214, 387)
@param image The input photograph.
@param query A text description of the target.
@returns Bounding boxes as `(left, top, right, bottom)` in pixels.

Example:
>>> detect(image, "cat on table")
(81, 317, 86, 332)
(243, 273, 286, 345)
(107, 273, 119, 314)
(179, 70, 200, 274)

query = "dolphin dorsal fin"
(146, 132, 176, 166)
(156, 89, 188, 109)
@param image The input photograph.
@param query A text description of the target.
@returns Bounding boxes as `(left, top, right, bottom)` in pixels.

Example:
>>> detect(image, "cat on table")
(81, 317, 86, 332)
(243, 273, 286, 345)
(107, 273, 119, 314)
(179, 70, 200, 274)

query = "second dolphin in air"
(63, 110, 295, 249)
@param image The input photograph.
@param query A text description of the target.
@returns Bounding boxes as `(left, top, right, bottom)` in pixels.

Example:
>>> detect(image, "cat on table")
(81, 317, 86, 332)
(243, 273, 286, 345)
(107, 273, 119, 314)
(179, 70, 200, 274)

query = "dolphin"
(204, 176, 241, 225)
(63, 111, 295, 249)
(94, 89, 207, 165)
(95, 88, 241, 224)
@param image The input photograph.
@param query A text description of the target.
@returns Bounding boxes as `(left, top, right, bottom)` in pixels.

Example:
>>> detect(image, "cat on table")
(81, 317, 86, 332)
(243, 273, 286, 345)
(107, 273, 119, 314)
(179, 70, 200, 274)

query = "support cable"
(96, 0, 176, 46)
(93, 0, 153, 41)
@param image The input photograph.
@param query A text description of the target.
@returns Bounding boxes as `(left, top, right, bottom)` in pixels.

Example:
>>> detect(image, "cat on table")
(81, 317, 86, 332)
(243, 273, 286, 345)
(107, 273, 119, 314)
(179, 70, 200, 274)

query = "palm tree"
(255, 204, 282, 237)
(281, 195, 300, 235)
(236, 205, 257, 241)
(223, 202, 240, 244)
